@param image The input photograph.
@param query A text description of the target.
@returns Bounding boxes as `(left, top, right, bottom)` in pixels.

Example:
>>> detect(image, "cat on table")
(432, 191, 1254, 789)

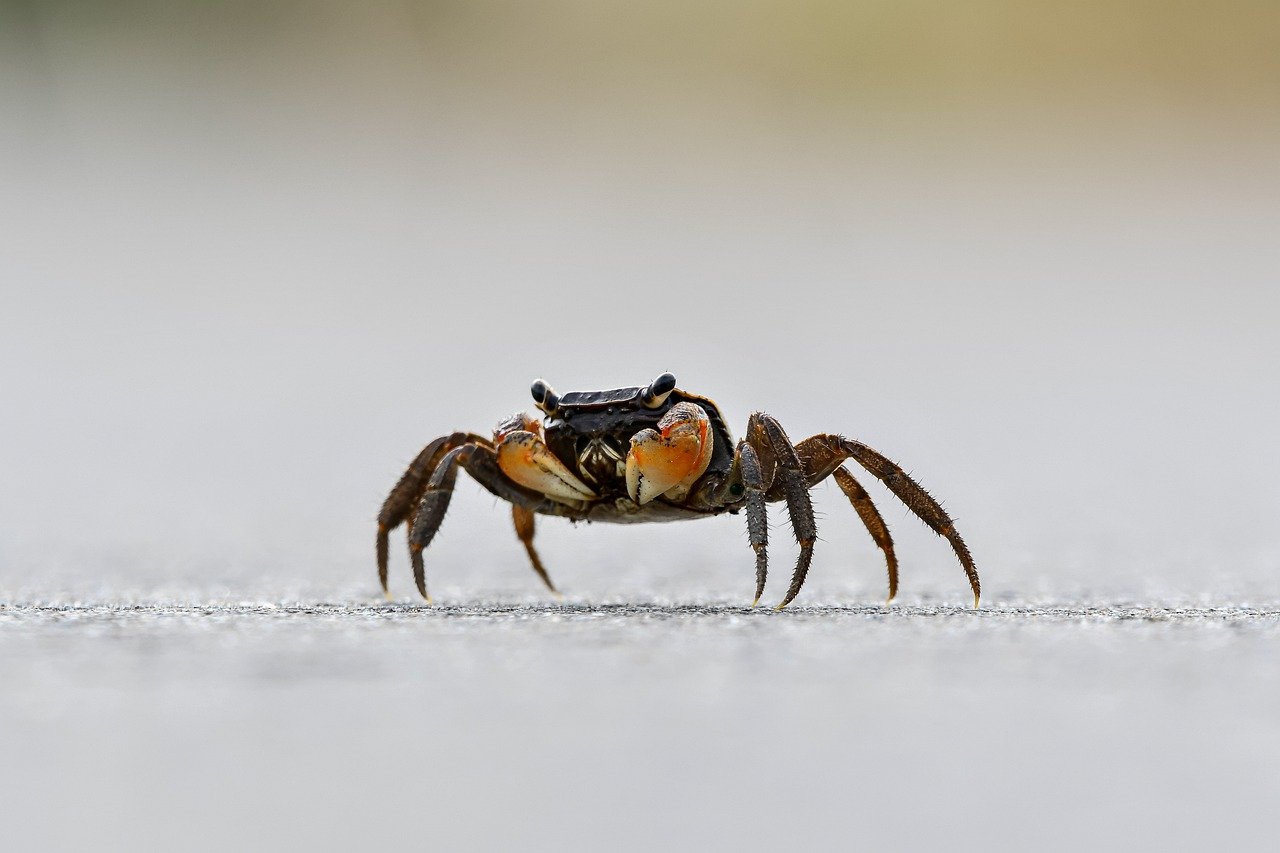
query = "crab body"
(376, 373, 981, 608)
(537, 384, 737, 522)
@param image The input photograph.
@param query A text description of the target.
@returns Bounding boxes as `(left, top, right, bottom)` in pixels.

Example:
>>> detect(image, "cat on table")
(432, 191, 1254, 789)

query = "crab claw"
(494, 411, 543, 442)
(497, 430, 597, 504)
(626, 402, 713, 504)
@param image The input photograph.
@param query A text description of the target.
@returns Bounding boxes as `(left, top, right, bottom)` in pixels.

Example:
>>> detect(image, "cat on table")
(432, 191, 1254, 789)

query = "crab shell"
(541, 385, 734, 507)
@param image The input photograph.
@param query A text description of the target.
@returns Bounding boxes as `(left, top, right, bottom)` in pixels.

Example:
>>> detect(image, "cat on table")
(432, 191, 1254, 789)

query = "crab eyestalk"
(640, 372, 677, 409)
(530, 379, 560, 414)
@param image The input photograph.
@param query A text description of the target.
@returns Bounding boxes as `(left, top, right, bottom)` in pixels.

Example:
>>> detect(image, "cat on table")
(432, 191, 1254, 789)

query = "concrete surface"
(4, 596, 1280, 852)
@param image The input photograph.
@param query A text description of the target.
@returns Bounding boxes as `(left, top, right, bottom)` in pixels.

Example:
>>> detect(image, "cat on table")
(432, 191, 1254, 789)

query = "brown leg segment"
(512, 505, 558, 594)
(745, 413, 817, 610)
(736, 441, 769, 606)
(796, 434, 980, 607)
(376, 432, 489, 593)
(832, 466, 899, 602)
(408, 443, 550, 602)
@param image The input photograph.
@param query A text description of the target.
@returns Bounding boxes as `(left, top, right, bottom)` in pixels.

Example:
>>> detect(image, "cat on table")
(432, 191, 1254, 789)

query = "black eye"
(729, 483, 745, 496)
(641, 372, 677, 408)
(651, 373, 676, 395)
(531, 380, 560, 412)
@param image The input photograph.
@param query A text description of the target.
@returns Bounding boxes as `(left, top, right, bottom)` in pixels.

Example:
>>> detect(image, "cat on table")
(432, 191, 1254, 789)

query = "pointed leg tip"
(973, 593, 981, 609)
(750, 596, 761, 608)
(383, 590, 394, 603)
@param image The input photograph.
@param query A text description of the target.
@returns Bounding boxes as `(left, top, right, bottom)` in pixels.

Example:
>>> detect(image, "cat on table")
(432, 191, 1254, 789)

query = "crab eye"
(531, 379, 559, 413)
(641, 372, 677, 409)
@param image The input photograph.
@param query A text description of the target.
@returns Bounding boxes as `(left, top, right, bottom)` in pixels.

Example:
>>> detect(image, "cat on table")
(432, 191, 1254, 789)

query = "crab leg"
(512, 504, 558, 594)
(409, 443, 549, 602)
(736, 441, 770, 606)
(795, 434, 980, 607)
(376, 431, 490, 594)
(832, 466, 899, 602)
(746, 412, 817, 609)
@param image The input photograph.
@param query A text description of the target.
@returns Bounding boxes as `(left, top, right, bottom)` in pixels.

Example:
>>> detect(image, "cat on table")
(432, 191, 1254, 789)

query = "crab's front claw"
(626, 402, 714, 504)
(497, 431, 597, 504)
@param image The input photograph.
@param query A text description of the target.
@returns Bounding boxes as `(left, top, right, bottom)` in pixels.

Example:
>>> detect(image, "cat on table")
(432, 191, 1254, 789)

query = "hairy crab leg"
(736, 441, 769, 606)
(512, 504, 558, 595)
(409, 443, 550, 602)
(745, 413, 817, 610)
(832, 466, 899, 602)
(795, 434, 980, 607)
(376, 431, 490, 595)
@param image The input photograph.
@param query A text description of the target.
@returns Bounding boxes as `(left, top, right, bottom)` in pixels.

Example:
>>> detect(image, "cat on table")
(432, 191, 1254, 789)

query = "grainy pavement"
(3, 598, 1279, 852)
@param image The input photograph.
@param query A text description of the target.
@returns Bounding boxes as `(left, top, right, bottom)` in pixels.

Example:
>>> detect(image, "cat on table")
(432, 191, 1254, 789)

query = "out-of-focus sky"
(2, 1, 1277, 602)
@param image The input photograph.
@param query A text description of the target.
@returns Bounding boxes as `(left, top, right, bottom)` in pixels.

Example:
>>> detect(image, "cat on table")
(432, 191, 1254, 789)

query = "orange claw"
(625, 402, 713, 504)
(497, 430, 597, 504)
(494, 412, 543, 443)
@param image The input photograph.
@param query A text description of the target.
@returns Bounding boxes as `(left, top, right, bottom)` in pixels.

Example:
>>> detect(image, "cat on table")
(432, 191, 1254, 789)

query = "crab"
(376, 373, 980, 608)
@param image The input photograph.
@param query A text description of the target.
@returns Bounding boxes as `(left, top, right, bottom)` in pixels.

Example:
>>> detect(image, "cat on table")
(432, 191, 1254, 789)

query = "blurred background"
(1, 1, 1278, 603)
(3, 4, 1280, 851)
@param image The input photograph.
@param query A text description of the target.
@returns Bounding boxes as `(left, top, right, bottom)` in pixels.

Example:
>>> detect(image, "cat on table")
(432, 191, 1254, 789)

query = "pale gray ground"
(5, 595, 1280, 852)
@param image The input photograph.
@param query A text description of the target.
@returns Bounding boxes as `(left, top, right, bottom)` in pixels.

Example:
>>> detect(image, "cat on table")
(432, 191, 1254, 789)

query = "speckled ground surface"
(5, 598, 1280, 852)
